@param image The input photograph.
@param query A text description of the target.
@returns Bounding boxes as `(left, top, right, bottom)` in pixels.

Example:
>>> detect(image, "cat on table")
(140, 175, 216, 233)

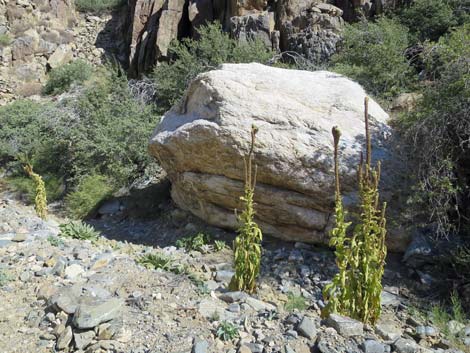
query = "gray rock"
(285, 345, 296, 353)
(326, 314, 363, 337)
(297, 316, 317, 340)
(19, 271, 31, 282)
(245, 297, 276, 312)
(375, 321, 402, 341)
(98, 200, 121, 215)
(447, 320, 465, 336)
(192, 339, 209, 353)
(74, 330, 95, 350)
(52, 258, 66, 276)
(56, 325, 73, 350)
(286, 329, 298, 338)
(215, 270, 234, 283)
(464, 326, 470, 336)
(416, 325, 438, 338)
(219, 291, 248, 303)
(361, 340, 386, 353)
(64, 264, 85, 280)
(381, 290, 401, 307)
(246, 343, 263, 353)
(73, 298, 124, 329)
(49, 288, 80, 314)
(393, 338, 419, 353)
(463, 337, 470, 346)
(228, 303, 241, 313)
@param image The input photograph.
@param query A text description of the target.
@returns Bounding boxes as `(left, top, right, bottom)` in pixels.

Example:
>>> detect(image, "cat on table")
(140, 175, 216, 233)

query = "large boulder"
(149, 63, 409, 251)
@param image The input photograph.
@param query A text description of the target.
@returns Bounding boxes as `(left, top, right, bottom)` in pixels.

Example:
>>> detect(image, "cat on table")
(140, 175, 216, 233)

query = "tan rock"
(47, 44, 73, 68)
(149, 63, 410, 251)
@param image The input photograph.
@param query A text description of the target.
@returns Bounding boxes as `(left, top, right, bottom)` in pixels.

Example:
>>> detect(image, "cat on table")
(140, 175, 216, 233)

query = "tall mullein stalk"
(322, 97, 387, 324)
(229, 125, 263, 293)
(322, 126, 352, 316)
(24, 163, 48, 220)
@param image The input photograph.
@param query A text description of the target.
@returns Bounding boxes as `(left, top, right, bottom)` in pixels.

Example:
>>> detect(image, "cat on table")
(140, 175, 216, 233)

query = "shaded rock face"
(149, 63, 410, 251)
(126, 0, 344, 76)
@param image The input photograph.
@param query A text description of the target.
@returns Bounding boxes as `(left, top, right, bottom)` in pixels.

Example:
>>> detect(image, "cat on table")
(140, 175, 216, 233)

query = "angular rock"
(219, 291, 248, 303)
(326, 314, 363, 337)
(56, 325, 73, 350)
(73, 298, 124, 329)
(49, 288, 80, 314)
(64, 263, 85, 280)
(297, 316, 317, 339)
(149, 63, 408, 251)
(74, 330, 95, 350)
(393, 338, 420, 353)
(192, 338, 209, 353)
(245, 296, 276, 311)
(375, 320, 402, 341)
(215, 270, 234, 283)
(361, 340, 386, 353)
(47, 44, 73, 69)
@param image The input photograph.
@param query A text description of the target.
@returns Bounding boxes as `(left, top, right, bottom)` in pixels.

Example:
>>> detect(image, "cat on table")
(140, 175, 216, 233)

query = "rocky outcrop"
(149, 63, 409, 251)
(0, 0, 117, 105)
(126, 0, 345, 76)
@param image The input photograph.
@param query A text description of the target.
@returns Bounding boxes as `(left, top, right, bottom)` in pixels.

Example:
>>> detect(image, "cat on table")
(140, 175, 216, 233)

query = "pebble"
(74, 330, 95, 350)
(56, 325, 73, 350)
(219, 291, 248, 303)
(64, 264, 85, 280)
(326, 314, 363, 337)
(245, 297, 276, 312)
(361, 340, 386, 353)
(215, 270, 234, 283)
(192, 339, 209, 353)
(297, 316, 317, 340)
(375, 321, 402, 341)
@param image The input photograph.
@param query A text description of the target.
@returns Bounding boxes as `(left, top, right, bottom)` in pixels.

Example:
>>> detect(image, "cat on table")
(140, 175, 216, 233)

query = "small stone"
(192, 339, 209, 353)
(73, 298, 124, 329)
(447, 320, 465, 336)
(286, 329, 298, 338)
(326, 313, 363, 337)
(64, 264, 85, 280)
(56, 325, 73, 350)
(375, 321, 402, 341)
(245, 297, 276, 311)
(464, 337, 470, 346)
(12, 233, 27, 242)
(219, 291, 248, 303)
(19, 271, 31, 282)
(74, 330, 95, 350)
(228, 303, 241, 313)
(297, 316, 317, 340)
(90, 254, 113, 271)
(464, 326, 470, 336)
(285, 345, 296, 353)
(246, 343, 263, 353)
(416, 325, 438, 338)
(361, 340, 385, 353)
(52, 259, 66, 276)
(215, 270, 234, 283)
(49, 288, 79, 314)
(393, 338, 419, 353)
(238, 346, 252, 353)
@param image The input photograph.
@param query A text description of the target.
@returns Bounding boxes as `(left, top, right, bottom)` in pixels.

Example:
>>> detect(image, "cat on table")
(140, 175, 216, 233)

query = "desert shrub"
(332, 17, 414, 99)
(400, 25, 470, 237)
(229, 126, 263, 293)
(137, 253, 186, 274)
(43, 60, 93, 95)
(0, 34, 11, 47)
(59, 221, 100, 241)
(7, 175, 63, 203)
(153, 22, 274, 111)
(65, 174, 113, 219)
(322, 99, 387, 324)
(75, 0, 125, 12)
(398, 0, 456, 42)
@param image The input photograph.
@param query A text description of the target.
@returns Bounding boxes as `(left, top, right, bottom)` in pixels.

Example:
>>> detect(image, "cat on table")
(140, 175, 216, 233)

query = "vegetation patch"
(43, 60, 93, 95)
(75, 0, 126, 12)
(59, 221, 101, 241)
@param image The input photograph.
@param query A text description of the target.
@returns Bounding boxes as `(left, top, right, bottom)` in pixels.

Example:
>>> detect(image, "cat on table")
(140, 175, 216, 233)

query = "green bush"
(400, 25, 470, 237)
(7, 175, 63, 203)
(43, 60, 93, 95)
(153, 22, 274, 112)
(399, 0, 456, 42)
(75, 0, 125, 12)
(0, 66, 159, 201)
(65, 174, 113, 219)
(332, 17, 414, 99)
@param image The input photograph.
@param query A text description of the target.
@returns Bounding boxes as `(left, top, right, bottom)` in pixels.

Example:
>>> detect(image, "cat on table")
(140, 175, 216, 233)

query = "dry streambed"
(0, 193, 469, 353)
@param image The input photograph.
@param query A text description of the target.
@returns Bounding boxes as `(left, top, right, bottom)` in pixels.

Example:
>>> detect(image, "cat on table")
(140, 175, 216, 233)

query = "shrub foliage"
(43, 60, 93, 95)
(153, 23, 274, 112)
(323, 98, 387, 324)
(229, 126, 263, 293)
(332, 17, 414, 99)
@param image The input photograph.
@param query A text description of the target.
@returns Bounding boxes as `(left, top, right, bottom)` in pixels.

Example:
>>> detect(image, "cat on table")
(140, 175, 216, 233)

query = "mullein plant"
(229, 125, 263, 293)
(23, 163, 48, 220)
(322, 97, 387, 324)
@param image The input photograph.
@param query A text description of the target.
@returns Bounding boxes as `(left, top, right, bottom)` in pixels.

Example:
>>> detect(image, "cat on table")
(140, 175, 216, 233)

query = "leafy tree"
(43, 60, 93, 95)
